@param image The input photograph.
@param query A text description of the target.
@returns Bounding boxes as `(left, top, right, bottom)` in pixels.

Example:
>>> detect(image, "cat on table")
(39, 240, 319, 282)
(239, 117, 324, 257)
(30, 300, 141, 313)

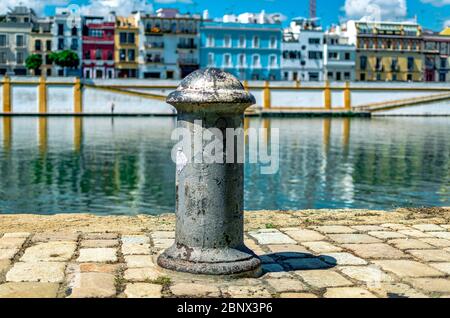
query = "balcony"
(178, 58, 198, 65)
(146, 56, 164, 64)
(145, 42, 164, 49)
(177, 43, 197, 49)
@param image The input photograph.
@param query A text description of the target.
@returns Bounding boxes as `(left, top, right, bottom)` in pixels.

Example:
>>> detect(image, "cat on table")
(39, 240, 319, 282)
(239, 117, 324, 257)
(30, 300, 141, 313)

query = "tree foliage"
(25, 54, 43, 71)
(49, 50, 80, 68)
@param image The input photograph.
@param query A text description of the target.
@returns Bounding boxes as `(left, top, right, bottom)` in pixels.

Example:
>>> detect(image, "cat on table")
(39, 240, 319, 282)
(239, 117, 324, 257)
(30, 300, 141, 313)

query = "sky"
(1, 0, 450, 31)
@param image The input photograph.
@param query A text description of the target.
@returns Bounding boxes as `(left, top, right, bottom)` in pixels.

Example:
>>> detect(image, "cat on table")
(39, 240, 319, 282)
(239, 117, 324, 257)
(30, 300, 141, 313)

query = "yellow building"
(346, 21, 423, 82)
(115, 16, 139, 78)
(30, 20, 54, 76)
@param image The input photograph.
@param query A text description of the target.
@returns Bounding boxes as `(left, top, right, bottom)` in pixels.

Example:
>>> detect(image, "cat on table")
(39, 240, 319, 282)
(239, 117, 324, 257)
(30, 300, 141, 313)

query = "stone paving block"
(301, 241, 343, 254)
(248, 229, 297, 245)
(313, 225, 357, 234)
(338, 266, 394, 285)
(283, 257, 331, 270)
(2, 233, 30, 238)
(407, 249, 450, 262)
(31, 232, 79, 243)
(262, 269, 293, 279)
(244, 238, 265, 255)
(124, 283, 162, 298)
(319, 252, 367, 265)
(430, 232, 450, 240)
(419, 238, 450, 248)
(84, 233, 118, 240)
(281, 228, 325, 242)
(397, 229, 432, 238)
(373, 260, 445, 277)
(121, 235, 150, 245)
(380, 223, 410, 230)
(150, 231, 175, 239)
(124, 255, 155, 268)
(0, 282, 59, 298)
(77, 248, 117, 263)
(124, 267, 161, 282)
(0, 237, 27, 249)
(79, 263, 121, 274)
(121, 243, 151, 255)
(388, 239, 433, 250)
(80, 240, 119, 248)
(324, 287, 377, 298)
(412, 224, 444, 232)
(153, 239, 174, 249)
(429, 263, 450, 275)
(21, 241, 77, 262)
(67, 272, 116, 298)
(279, 293, 318, 298)
(342, 243, 407, 259)
(440, 224, 450, 230)
(0, 260, 11, 279)
(170, 283, 220, 297)
(267, 244, 311, 256)
(406, 278, 450, 293)
(6, 262, 66, 283)
(368, 231, 407, 239)
(327, 234, 381, 244)
(296, 270, 352, 289)
(266, 278, 307, 293)
(222, 285, 272, 298)
(0, 248, 19, 261)
(351, 225, 385, 232)
(369, 282, 428, 298)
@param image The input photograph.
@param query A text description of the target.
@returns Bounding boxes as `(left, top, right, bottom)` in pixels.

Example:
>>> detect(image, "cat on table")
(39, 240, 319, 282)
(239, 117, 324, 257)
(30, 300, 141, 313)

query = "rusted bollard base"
(157, 246, 262, 277)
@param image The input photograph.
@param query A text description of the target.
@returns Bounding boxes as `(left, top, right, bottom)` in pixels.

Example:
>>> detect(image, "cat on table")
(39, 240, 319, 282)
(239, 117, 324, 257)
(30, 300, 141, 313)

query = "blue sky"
(2, 0, 450, 31)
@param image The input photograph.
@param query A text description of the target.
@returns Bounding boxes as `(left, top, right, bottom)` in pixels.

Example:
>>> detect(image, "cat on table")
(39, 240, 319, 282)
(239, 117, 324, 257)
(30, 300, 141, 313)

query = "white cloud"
(154, 0, 193, 3)
(421, 0, 450, 6)
(343, 0, 407, 21)
(0, 0, 66, 15)
(445, 19, 450, 27)
(80, 0, 153, 16)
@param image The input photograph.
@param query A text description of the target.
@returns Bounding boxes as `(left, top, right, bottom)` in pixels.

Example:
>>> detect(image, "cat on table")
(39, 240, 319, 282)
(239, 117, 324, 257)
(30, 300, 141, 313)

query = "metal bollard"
(157, 68, 261, 276)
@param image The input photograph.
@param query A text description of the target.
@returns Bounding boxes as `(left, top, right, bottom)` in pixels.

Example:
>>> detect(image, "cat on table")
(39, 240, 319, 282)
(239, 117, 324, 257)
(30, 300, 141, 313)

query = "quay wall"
(0, 76, 449, 115)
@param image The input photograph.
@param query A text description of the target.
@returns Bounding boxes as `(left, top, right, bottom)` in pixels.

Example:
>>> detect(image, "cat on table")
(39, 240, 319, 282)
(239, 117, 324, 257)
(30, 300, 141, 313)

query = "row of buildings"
(1, 6, 450, 82)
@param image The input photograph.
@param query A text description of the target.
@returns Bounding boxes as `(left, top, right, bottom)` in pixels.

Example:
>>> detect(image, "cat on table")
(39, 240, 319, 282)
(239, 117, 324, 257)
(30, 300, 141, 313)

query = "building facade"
(82, 16, 115, 79)
(323, 29, 356, 81)
(345, 21, 423, 82)
(115, 16, 139, 78)
(423, 31, 450, 82)
(282, 18, 324, 81)
(52, 7, 82, 76)
(135, 9, 201, 80)
(30, 19, 54, 76)
(200, 21, 282, 81)
(0, 7, 36, 76)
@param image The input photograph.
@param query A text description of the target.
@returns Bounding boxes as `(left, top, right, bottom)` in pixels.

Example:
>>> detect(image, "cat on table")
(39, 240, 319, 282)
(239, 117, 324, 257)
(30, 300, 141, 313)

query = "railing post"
(344, 81, 351, 110)
(324, 80, 331, 110)
(158, 68, 261, 276)
(2, 75, 11, 113)
(39, 76, 47, 114)
(263, 80, 271, 109)
(74, 77, 82, 114)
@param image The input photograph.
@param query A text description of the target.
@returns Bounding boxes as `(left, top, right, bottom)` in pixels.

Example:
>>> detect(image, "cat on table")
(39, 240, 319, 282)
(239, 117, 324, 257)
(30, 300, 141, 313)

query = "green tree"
(49, 50, 80, 75)
(25, 54, 43, 75)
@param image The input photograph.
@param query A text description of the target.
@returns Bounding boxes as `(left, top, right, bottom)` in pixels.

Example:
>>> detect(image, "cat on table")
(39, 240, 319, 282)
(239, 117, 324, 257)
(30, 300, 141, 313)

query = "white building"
(323, 26, 356, 81)
(282, 18, 324, 81)
(135, 9, 201, 80)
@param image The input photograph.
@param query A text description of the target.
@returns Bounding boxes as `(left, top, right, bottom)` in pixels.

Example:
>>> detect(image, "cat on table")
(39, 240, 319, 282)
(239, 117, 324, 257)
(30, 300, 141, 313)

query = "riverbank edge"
(1, 207, 449, 234)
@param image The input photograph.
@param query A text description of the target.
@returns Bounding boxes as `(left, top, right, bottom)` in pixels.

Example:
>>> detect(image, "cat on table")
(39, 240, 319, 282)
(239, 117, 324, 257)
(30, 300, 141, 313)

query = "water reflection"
(0, 116, 449, 215)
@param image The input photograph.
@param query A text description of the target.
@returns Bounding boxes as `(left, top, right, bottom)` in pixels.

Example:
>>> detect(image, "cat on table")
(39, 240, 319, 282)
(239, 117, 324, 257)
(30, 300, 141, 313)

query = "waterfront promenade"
(0, 208, 449, 298)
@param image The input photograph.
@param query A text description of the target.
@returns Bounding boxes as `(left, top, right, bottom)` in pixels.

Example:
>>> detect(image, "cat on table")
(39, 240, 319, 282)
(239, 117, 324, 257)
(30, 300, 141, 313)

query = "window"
(238, 54, 245, 66)
(58, 24, 64, 36)
(360, 73, 366, 81)
(96, 49, 102, 60)
(269, 55, 277, 67)
(308, 38, 320, 45)
(107, 51, 113, 60)
(308, 72, 319, 81)
(71, 27, 78, 36)
(58, 38, 64, 50)
(252, 54, 260, 67)
(128, 49, 135, 62)
(224, 35, 231, 48)
(16, 35, 24, 47)
(308, 51, 322, 59)
(375, 57, 382, 71)
(206, 35, 214, 47)
(328, 52, 338, 60)
(89, 29, 103, 37)
(344, 72, 350, 80)
(238, 35, 245, 48)
(35, 40, 42, 51)
(45, 54, 51, 65)
(84, 51, 91, 59)
(46, 40, 52, 51)
(207, 53, 214, 66)
(0, 52, 6, 64)
(408, 57, 414, 71)
(128, 33, 135, 43)
(439, 73, 446, 82)
(0, 34, 7, 47)
(252, 36, 260, 48)
(360, 56, 367, 70)
(270, 36, 277, 49)
(120, 32, 127, 44)
(85, 70, 91, 79)
(71, 38, 78, 50)
(16, 52, 24, 64)
(407, 73, 413, 81)
(223, 54, 232, 67)
(336, 72, 341, 81)
(344, 52, 350, 60)
(440, 58, 446, 69)
(119, 49, 126, 61)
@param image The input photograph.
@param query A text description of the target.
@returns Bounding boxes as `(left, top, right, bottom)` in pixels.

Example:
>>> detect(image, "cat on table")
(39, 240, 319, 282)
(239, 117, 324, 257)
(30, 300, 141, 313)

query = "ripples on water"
(0, 116, 448, 215)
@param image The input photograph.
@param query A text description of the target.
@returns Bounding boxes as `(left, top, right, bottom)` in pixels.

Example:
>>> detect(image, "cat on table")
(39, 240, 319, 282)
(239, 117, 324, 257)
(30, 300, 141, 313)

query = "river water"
(0, 116, 448, 215)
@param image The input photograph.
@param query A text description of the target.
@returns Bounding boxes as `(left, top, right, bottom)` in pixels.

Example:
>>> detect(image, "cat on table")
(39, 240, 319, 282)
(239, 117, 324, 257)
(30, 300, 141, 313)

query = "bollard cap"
(167, 68, 256, 113)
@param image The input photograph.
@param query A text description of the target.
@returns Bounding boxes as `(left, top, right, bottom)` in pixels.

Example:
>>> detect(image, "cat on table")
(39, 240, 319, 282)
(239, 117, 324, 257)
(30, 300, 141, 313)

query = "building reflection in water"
(0, 116, 448, 215)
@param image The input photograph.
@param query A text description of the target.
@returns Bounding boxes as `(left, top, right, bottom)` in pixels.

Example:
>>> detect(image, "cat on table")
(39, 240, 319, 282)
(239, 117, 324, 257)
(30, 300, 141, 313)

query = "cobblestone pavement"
(1, 222, 450, 298)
